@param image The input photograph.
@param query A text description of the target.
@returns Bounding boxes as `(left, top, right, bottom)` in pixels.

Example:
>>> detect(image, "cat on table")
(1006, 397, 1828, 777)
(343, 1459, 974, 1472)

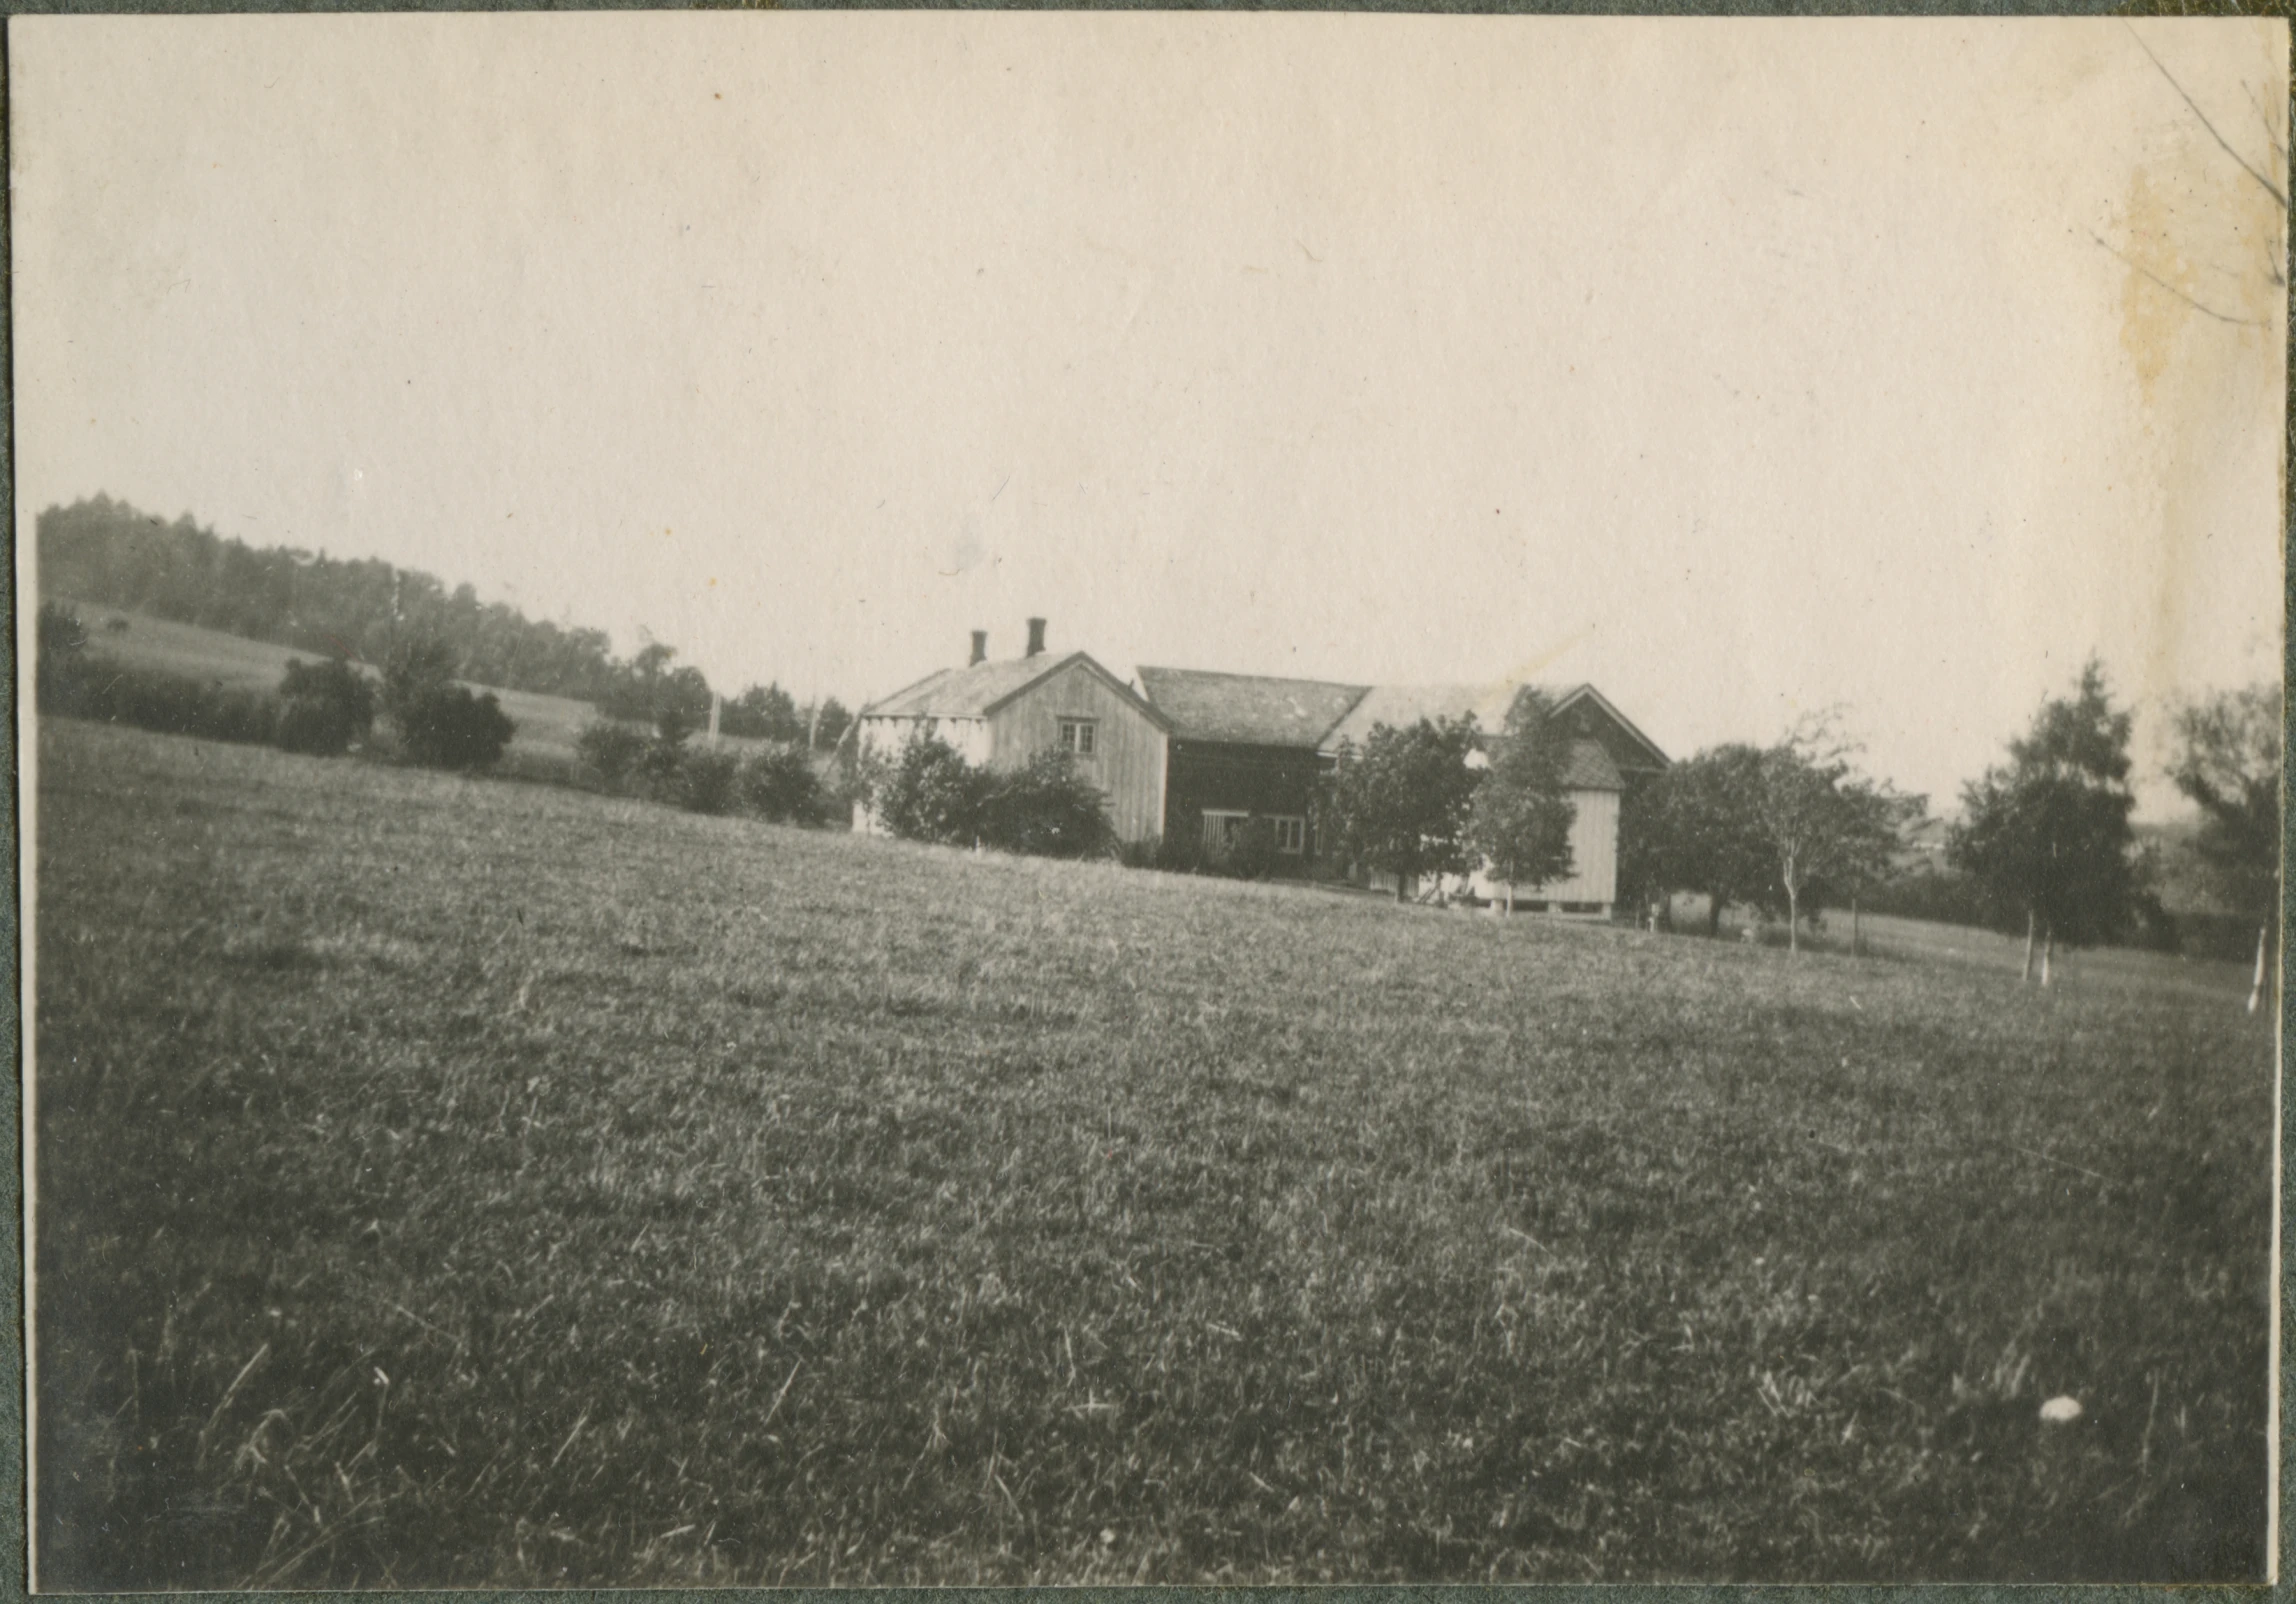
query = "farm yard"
(32, 718, 2272, 1586)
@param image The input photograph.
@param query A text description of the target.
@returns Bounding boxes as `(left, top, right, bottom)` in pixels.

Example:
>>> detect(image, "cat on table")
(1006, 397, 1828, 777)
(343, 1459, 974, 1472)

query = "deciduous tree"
(1331, 716, 1481, 902)
(2168, 682, 2281, 1011)
(1465, 688, 1577, 913)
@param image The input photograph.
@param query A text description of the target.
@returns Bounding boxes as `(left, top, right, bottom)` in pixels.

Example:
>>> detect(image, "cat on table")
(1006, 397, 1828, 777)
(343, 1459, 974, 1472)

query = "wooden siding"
(984, 659, 1168, 846)
(1465, 787, 1621, 906)
(1163, 741, 1333, 869)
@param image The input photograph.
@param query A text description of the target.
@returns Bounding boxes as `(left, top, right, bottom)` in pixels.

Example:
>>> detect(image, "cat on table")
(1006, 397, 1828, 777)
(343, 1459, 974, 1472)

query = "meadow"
(43, 601, 782, 782)
(33, 718, 2273, 1586)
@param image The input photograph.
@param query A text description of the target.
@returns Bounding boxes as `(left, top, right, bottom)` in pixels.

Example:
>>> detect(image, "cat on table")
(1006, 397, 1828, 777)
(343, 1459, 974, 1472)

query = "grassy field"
(44, 600, 784, 782)
(33, 719, 2272, 1586)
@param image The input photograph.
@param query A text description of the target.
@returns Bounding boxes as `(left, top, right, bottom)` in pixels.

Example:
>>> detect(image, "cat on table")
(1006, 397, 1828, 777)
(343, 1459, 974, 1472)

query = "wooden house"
(853, 619, 1170, 846)
(1321, 682, 1669, 915)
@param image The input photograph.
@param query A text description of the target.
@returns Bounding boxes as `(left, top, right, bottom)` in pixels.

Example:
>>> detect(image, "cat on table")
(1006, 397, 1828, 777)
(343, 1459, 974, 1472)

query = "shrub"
(741, 742, 824, 824)
(677, 749, 741, 816)
(1221, 816, 1280, 880)
(576, 720, 648, 790)
(874, 733, 992, 846)
(381, 637, 516, 770)
(641, 708, 692, 801)
(979, 751, 1116, 859)
(38, 601, 87, 658)
(273, 657, 376, 757)
(49, 659, 278, 745)
(394, 684, 515, 770)
(36, 603, 91, 712)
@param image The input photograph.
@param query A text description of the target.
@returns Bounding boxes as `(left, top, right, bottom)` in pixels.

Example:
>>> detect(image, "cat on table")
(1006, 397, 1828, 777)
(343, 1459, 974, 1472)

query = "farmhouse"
(1322, 682, 1670, 915)
(1138, 665, 1667, 913)
(853, 619, 1171, 846)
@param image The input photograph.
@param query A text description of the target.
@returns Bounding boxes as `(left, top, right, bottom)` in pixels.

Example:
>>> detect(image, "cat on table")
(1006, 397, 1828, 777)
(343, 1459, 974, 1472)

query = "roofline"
(862, 650, 1172, 732)
(1137, 665, 1370, 748)
(857, 666, 955, 720)
(983, 651, 1174, 732)
(1550, 682, 1671, 769)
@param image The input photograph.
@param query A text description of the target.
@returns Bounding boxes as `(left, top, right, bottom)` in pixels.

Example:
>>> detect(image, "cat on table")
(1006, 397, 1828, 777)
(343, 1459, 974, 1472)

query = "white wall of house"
(851, 714, 995, 833)
(1366, 786, 1623, 912)
(1467, 787, 1621, 908)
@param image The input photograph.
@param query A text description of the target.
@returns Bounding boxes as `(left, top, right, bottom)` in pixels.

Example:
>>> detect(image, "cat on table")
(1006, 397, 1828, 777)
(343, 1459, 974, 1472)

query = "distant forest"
(36, 496, 847, 743)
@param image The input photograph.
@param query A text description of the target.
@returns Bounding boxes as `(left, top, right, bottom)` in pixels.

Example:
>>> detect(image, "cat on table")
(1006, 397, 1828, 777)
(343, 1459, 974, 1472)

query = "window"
(1058, 718, 1097, 757)
(1202, 810, 1250, 854)
(1270, 816, 1306, 854)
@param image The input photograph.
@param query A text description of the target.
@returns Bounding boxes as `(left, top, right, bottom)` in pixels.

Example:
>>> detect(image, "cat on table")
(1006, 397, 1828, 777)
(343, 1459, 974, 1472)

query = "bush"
(677, 749, 741, 816)
(273, 657, 376, 757)
(393, 684, 515, 770)
(874, 733, 992, 845)
(576, 720, 648, 790)
(641, 709, 692, 801)
(979, 751, 1116, 859)
(382, 638, 515, 771)
(741, 743, 824, 824)
(46, 658, 279, 745)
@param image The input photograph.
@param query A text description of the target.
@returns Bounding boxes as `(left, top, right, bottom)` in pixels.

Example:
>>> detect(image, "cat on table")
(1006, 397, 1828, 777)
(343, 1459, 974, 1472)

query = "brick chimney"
(1026, 617, 1047, 657)
(969, 629, 988, 666)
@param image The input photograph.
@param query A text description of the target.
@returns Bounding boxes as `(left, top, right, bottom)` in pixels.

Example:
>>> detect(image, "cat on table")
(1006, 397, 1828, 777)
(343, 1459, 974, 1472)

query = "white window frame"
(1201, 809, 1250, 853)
(1270, 815, 1307, 854)
(1058, 717, 1098, 757)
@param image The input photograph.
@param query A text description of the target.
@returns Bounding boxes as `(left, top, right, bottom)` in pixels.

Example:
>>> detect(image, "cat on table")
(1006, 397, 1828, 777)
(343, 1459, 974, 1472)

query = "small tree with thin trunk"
(1465, 688, 1576, 913)
(1949, 658, 2140, 984)
(1752, 717, 1923, 954)
(1331, 716, 1481, 902)
(2168, 682, 2281, 1012)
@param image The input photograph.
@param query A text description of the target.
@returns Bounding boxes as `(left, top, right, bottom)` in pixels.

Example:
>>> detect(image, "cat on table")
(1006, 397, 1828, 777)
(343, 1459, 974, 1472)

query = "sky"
(12, 14, 2286, 815)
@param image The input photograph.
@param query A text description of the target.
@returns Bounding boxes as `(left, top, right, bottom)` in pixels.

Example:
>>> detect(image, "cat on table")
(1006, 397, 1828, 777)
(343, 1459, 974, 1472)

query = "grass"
(45, 600, 787, 784)
(33, 718, 2272, 1586)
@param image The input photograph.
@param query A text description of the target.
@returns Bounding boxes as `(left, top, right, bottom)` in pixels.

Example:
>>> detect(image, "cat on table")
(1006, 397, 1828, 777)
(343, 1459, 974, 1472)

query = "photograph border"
(4, 0, 2285, 1599)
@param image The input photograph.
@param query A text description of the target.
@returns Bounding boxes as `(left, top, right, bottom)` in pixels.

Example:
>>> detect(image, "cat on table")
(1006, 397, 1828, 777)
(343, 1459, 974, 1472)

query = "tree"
(873, 731, 992, 846)
(1949, 659, 2140, 984)
(641, 706, 693, 799)
(980, 750, 1116, 859)
(809, 697, 853, 752)
(740, 742, 824, 824)
(1750, 717, 1923, 954)
(1465, 688, 1577, 913)
(381, 637, 515, 770)
(274, 656, 376, 757)
(1628, 744, 1774, 934)
(1331, 716, 1481, 902)
(576, 719, 648, 790)
(2168, 682, 2281, 1011)
(722, 682, 805, 743)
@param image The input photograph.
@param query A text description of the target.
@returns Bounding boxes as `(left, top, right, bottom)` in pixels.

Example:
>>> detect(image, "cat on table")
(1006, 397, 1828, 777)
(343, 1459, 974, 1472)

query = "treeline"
(36, 495, 851, 744)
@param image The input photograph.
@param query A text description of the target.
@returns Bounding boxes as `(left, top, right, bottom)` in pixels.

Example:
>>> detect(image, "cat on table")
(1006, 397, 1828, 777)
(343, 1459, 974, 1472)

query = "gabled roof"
(862, 653, 1075, 720)
(1549, 684, 1670, 772)
(1136, 666, 1369, 749)
(1317, 679, 1671, 772)
(1321, 682, 1528, 753)
(1558, 737, 1625, 792)
(863, 650, 1171, 730)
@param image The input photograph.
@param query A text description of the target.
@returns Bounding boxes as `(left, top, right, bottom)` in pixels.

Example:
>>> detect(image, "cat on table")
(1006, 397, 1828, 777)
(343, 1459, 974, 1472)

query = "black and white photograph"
(15, 11, 2286, 1587)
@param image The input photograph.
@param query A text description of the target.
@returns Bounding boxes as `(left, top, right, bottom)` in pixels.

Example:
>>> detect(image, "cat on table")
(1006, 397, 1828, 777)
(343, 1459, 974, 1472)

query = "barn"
(1322, 682, 1669, 915)
(1136, 664, 1668, 908)
(1134, 666, 1369, 870)
(853, 619, 1171, 846)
